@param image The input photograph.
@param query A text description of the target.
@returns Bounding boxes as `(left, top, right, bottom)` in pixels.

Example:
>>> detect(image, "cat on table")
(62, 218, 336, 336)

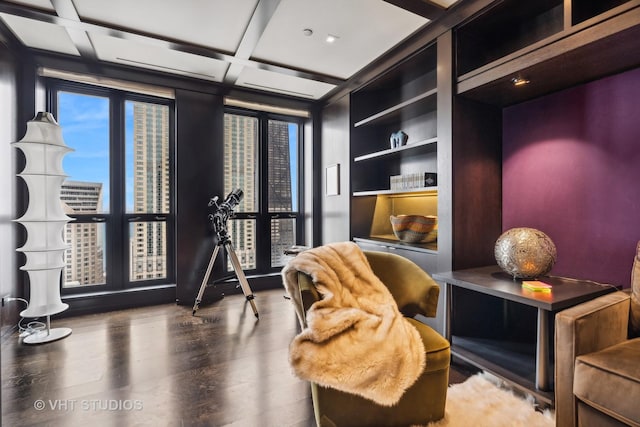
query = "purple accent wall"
(503, 67, 640, 288)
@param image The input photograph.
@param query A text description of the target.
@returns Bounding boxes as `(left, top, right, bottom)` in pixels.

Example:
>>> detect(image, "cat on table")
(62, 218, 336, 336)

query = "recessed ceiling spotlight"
(302, 28, 313, 36)
(326, 34, 339, 43)
(511, 76, 531, 87)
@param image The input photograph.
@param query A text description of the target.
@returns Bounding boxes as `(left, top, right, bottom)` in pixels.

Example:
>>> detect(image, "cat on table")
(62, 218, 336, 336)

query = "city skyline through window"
(223, 112, 302, 272)
(53, 85, 173, 291)
(52, 85, 299, 290)
(58, 92, 108, 288)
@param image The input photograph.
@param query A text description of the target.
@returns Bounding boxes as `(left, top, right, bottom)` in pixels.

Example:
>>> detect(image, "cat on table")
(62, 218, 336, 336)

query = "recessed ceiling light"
(326, 34, 339, 44)
(302, 28, 313, 36)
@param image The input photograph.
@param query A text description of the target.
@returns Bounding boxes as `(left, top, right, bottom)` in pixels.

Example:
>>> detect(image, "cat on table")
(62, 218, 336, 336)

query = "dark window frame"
(46, 78, 176, 294)
(223, 106, 305, 275)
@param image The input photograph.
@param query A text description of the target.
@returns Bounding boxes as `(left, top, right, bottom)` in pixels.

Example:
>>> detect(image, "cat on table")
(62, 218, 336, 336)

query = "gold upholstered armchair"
(555, 241, 640, 427)
(285, 247, 450, 427)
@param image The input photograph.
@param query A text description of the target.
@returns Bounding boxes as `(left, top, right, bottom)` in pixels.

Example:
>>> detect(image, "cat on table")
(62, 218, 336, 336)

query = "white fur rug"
(423, 373, 555, 427)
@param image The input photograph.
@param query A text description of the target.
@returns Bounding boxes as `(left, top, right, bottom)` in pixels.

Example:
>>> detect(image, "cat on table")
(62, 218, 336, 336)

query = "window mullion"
(258, 114, 270, 272)
(110, 92, 126, 290)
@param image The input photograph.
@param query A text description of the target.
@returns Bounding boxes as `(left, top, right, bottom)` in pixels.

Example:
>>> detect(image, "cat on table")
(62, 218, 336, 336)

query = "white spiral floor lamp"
(13, 112, 73, 344)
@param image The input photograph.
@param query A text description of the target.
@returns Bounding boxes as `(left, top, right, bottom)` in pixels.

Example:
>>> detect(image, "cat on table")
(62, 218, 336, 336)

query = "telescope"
(193, 188, 258, 318)
(208, 188, 243, 234)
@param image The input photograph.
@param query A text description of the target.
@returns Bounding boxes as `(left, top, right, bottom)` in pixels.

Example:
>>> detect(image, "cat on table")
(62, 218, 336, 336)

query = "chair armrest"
(363, 250, 440, 318)
(296, 272, 320, 328)
(554, 291, 630, 427)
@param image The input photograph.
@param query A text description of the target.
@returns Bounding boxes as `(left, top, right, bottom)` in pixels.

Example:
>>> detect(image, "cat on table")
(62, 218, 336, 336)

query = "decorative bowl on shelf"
(390, 215, 437, 243)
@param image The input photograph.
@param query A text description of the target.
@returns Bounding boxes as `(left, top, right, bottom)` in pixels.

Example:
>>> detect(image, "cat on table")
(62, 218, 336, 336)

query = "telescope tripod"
(192, 232, 258, 318)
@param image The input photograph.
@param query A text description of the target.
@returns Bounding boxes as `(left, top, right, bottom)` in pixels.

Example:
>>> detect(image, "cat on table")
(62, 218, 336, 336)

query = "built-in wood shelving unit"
(353, 137, 437, 162)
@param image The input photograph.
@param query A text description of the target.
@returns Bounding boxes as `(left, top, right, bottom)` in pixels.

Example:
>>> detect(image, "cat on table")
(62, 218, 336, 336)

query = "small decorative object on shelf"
(390, 214, 437, 243)
(494, 227, 557, 279)
(389, 130, 408, 148)
(522, 280, 553, 292)
(390, 172, 437, 190)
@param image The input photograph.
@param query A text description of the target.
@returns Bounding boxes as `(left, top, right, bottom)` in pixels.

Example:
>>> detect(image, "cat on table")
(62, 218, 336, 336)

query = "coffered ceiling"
(0, 0, 460, 100)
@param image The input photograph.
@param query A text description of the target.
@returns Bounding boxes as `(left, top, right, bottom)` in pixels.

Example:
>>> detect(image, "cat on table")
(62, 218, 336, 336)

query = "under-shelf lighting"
(511, 76, 531, 87)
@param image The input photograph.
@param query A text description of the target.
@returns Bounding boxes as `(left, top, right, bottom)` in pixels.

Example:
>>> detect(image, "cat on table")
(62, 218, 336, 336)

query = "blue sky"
(59, 92, 299, 212)
(58, 92, 111, 211)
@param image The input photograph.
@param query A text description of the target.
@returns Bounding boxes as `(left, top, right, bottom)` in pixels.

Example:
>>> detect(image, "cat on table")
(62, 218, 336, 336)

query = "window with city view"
(125, 101, 170, 282)
(52, 82, 174, 292)
(58, 92, 109, 288)
(223, 112, 301, 273)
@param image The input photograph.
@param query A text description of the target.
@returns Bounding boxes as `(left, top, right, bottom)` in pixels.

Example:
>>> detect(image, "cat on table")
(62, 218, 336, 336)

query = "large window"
(223, 111, 302, 274)
(49, 81, 174, 293)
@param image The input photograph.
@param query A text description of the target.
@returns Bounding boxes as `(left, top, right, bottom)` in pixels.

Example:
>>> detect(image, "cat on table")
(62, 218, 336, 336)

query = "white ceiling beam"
(50, 0, 97, 61)
(0, 2, 344, 86)
(224, 0, 282, 84)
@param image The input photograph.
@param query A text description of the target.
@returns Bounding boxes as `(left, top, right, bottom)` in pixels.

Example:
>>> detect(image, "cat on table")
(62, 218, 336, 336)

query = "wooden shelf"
(455, 0, 564, 78)
(353, 88, 437, 127)
(355, 236, 438, 254)
(350, 41, 441, 286)
(451, 339, 554, 406)
(456, 1, 640, 106)
(572, 0, 635, 25)
(353, 138, 437, 162)
(353, 187, 438, 197)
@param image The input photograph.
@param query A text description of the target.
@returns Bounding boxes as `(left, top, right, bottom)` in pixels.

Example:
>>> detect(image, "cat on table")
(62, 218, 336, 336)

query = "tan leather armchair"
(555, 242, 640, 427)
(292, 250, 450, 427)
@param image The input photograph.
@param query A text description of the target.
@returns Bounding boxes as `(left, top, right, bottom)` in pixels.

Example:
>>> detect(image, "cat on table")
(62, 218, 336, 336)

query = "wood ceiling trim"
(383, 0, 447, 20)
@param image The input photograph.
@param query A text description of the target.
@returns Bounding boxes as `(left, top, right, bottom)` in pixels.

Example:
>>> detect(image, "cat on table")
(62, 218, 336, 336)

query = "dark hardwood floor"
(1, 289, 473, 426)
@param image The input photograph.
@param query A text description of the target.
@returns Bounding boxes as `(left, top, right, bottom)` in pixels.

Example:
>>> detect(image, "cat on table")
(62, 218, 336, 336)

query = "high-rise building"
(222, 114, 295, 270)
(61, 181, 104, 287)
(223, 114, 257, 269)
(130, 102, 170, 281)
(267, 120, 295, 267)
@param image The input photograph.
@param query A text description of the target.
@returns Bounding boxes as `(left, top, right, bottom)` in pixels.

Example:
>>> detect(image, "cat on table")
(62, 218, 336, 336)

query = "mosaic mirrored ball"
(494, 227, 557, 279)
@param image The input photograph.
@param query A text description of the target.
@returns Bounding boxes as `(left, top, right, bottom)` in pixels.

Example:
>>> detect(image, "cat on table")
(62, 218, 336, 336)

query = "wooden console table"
(433, 266, 615, 405)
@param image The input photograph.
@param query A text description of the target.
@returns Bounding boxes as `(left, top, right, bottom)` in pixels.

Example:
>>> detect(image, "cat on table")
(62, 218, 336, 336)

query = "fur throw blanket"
(281, 242, 426, 406)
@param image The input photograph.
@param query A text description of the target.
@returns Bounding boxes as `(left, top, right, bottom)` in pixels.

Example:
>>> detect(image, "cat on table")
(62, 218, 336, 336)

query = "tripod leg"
(226, 242, 259, 318)
(192, 244, 221, 316)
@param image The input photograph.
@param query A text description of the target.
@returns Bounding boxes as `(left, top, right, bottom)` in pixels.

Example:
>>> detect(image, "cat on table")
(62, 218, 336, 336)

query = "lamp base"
(23, 327, 72, 345)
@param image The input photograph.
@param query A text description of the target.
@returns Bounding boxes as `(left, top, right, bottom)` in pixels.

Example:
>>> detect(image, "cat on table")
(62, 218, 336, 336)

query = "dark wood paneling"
(572, 0, 632, 25)
(320, 94, 351, 244)
(323, 0, 496, 105)
(384, 0, 446, 20)
(458, 4, 640, 106)
(451, 96, 502, 271)
(310, 105, 323, 247)
(174, 89, 224, 305)
(436, 31, 454, 274)
(350, 196, 377, 240)
(456, 0, 564, 76)
(0, 43, 20, 340)
(7, 55, 41, 329)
